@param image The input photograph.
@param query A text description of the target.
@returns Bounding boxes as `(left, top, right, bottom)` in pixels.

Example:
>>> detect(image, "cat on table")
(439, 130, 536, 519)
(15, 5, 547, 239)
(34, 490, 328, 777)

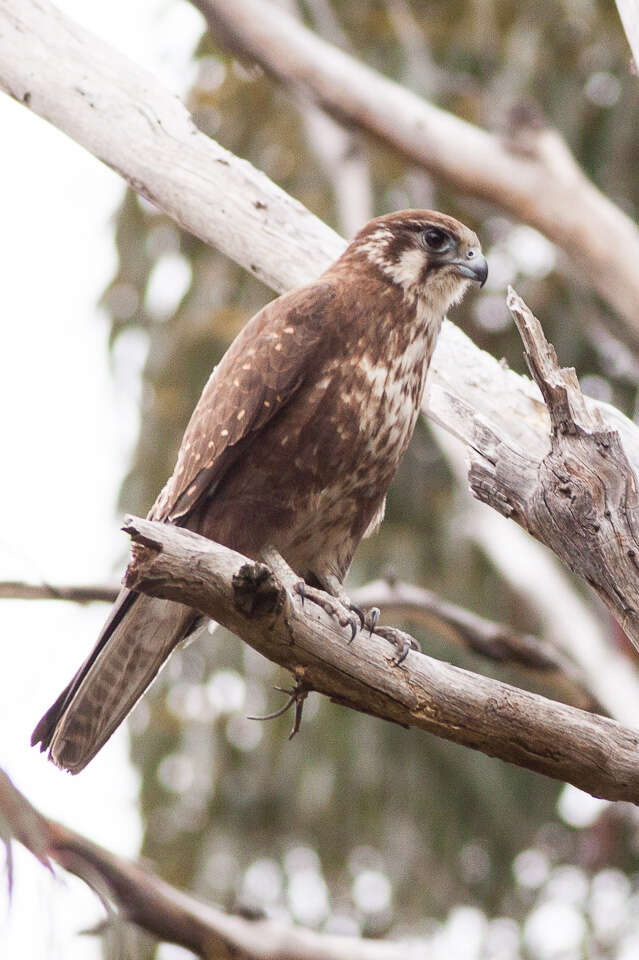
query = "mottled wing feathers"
(151, 281, 336, 525)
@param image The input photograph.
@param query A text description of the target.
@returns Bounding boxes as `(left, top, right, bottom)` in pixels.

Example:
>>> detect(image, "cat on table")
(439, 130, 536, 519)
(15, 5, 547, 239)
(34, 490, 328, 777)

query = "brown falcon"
(32, 209, 487, 773)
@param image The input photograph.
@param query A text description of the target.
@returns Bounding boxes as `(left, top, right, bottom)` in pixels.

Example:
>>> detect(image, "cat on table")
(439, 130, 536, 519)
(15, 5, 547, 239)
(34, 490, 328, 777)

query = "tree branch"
(431, 423, 639, 729)
(0, 768, 409, 959)
(4, 3, 639, 536)
(351, 579, 603, 713)
(119, 514, 639, 804)
(0, 0, 344, 295)
(0, 581, 118, 603)
(466, 289, 639, 651)
(195, 0, 639, 342)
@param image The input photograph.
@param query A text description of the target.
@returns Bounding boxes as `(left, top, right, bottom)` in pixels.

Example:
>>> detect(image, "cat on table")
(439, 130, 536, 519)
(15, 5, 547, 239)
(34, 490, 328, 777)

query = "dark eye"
(423, 227, 451, 252)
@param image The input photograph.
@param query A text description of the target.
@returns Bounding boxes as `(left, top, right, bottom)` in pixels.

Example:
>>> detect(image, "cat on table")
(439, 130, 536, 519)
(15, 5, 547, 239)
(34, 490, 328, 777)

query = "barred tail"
(31, 588, 198, 773)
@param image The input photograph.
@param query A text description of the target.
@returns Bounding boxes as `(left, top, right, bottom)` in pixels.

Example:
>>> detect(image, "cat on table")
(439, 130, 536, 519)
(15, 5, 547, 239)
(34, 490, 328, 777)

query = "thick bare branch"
(196, 0, 639, 341)
(120, 514, 639, 804)
(431, 424, 639, 729)
(0, 581, 118, 603)
(468, 289, 639, 650)
(4, 1, 639, 509)
(0, 768, 413, 959)
(0, 0, 344, 295)
(351, 579, 603, 712)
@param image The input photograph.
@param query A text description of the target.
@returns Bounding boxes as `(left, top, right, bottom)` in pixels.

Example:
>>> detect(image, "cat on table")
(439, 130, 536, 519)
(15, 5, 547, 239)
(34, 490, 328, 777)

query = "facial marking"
(353, 213, 482, 320)
(379, 248, 427, 294)
(358, 227, 394, 268)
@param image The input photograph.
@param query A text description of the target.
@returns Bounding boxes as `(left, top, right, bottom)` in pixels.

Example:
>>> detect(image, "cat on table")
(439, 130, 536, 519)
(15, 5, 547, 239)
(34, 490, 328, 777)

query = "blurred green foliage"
(102, 0, 639, 954)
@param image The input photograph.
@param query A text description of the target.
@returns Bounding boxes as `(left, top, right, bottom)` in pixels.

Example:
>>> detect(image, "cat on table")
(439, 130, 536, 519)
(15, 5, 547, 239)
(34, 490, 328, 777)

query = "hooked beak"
(453, 253, 488, 287)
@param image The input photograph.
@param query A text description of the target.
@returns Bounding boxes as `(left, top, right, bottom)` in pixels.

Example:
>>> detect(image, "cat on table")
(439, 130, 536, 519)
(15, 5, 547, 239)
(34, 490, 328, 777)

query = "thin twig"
(0, 581, 118, 603)
(0, 575, 600, 709)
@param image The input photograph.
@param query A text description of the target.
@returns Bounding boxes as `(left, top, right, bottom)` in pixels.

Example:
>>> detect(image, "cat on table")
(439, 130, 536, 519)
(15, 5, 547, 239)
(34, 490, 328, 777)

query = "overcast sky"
(0, 1, 204, 956)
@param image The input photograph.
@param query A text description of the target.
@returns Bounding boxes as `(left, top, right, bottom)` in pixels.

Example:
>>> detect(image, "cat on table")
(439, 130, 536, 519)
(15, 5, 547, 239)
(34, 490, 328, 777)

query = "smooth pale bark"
(3, 0, 639, 751)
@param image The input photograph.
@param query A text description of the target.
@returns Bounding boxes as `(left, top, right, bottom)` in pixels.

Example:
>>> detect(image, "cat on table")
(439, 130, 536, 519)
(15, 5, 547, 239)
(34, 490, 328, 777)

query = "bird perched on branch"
(32, 209, 487, 773)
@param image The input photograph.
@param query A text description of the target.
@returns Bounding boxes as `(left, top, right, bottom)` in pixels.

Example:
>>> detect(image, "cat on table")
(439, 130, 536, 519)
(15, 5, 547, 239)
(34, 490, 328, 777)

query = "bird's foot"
(247, 680, 309, 739)
(295, 581, 363, 641)
(299, 571, 381, 642)
(375, 625, 421, 665)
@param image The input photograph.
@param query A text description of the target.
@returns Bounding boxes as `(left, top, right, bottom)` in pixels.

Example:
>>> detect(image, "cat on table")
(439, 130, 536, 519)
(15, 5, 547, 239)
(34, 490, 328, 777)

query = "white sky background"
(0, 1, 204, 956)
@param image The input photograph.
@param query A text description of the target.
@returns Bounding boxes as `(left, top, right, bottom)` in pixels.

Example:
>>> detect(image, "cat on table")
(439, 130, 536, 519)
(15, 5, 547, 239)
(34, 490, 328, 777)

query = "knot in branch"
(233, 562, 284, 619)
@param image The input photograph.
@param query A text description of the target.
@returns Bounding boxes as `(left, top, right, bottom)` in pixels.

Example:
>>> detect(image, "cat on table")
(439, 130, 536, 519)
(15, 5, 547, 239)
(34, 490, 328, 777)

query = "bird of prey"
(32, 209, 487, 773)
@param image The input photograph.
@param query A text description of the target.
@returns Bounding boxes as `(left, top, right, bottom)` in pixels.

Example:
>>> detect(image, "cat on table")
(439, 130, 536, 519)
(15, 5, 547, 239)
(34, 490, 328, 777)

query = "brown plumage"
(32, 210, 487, 772)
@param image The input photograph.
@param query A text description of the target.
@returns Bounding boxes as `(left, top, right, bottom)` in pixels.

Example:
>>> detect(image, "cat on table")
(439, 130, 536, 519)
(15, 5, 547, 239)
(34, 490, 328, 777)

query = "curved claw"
(247, 682, 309, 739)
(366, 606, 380, 636)
(346, 613, 359, 643)
(347, 602, 366, 630)
(375, 625, 420, 665)
(391, 638, 412, 665)
(294, 581, 362, 643)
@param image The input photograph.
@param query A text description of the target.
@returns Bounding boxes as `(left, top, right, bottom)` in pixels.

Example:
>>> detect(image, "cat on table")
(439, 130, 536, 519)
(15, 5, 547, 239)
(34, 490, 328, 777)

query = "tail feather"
(31, 588, 197, 773)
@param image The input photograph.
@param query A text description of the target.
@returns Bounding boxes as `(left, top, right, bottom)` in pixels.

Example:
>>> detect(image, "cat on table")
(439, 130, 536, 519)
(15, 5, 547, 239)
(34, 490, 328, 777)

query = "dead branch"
(351, 579, 603, 712)
(0, 581, 118, 603)
(0, 768, 412, 959)
(468, 289, 639, 651)
(431, 424, 639, 729)
(120, 514, 639, 804)
(195, 0, 639, 343)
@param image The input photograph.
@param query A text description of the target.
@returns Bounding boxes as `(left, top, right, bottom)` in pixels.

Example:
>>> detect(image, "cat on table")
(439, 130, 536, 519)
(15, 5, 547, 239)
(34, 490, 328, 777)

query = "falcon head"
(347, 209, 487, 312)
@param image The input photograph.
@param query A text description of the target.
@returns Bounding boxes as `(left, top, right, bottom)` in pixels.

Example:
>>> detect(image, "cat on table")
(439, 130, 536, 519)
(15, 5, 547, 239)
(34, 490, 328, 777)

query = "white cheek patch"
(360, 229, 476, 315)
(381, 248, 426, 292)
